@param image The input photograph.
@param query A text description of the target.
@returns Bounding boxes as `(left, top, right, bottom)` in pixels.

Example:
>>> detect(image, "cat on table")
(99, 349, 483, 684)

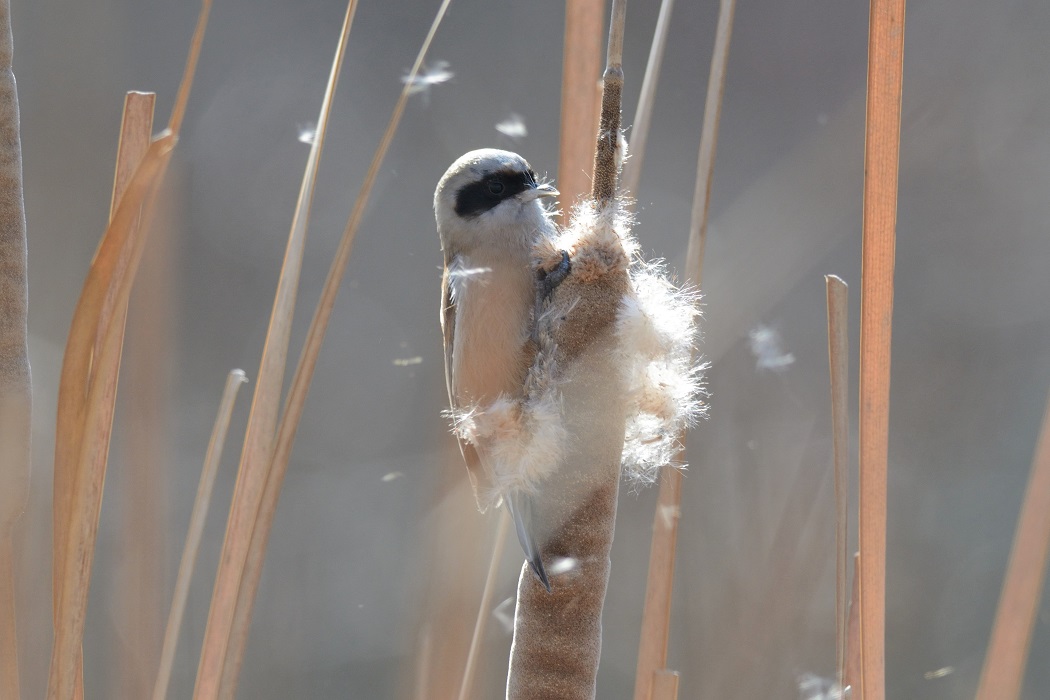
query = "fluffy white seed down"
(448, 193, 705, 501)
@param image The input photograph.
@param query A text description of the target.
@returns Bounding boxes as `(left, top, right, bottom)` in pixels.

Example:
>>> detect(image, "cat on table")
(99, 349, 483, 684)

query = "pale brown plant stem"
(684, 0, 736, 281)
(650, 670, 679, 700)
(196, 1, 359, 695)
(457, 511, 510, 700)
(858, 1, 906, 698)
(48, 1, 209, 693)
(113, 91, 161, 700)
(825, 274, 850, 692)
(0, 1, 28, 696)
(153, 370, 247, 700)
(844, 551, 861, 696)
(633, 1, 736, 697)
(619, 0, 674, 199)
(49, 133, 176, 700)
(632, 467, 682, 700)
(558, 0, 604, 222)
(974, 386, 1050, 700)
(215, 2, 453, 696)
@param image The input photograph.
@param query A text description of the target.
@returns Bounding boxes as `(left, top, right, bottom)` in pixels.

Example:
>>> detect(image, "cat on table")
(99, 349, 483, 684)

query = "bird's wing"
(441, 252, 486, 507)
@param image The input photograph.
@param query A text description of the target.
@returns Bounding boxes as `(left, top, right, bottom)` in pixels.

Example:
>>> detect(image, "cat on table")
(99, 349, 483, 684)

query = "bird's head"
(434, 149, 558, 252)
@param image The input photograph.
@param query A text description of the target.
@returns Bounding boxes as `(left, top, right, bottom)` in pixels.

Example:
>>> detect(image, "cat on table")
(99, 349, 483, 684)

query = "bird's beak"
(522, 182, 559, 201)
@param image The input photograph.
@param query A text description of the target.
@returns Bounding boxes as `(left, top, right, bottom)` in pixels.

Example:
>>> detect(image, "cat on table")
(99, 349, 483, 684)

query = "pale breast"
(451, 254, 533, 406)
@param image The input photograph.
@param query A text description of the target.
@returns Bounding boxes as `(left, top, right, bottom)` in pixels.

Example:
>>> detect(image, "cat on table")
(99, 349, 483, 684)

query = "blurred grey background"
(12, 0, 1050, 697)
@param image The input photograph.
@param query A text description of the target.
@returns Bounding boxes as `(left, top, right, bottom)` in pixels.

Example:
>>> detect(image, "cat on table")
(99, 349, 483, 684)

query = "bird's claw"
(541, 250, 571, 300)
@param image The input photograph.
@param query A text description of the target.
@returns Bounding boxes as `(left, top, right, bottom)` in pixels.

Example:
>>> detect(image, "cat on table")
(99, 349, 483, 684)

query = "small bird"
(435, 149, 560, 591)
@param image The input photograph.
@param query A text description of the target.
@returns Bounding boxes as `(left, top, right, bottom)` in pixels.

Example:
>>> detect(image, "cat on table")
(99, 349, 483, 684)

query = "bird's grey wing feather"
(441, 252, 486, 507)
(506, 490, 551, 592)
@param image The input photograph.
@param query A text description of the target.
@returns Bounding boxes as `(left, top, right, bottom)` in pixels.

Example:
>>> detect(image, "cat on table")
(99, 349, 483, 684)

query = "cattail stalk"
(0, 5, 29, 699)
(506, 2, 631, 698)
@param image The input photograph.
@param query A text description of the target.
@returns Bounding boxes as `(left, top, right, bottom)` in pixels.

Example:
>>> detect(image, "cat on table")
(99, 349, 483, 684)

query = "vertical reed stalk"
(557, 0, 604, 221)
(153, 370, 247, 700)
(192, 2, 359, 695)
(216, 1, 454, 695)
(113, 91, 161, 700)
(825, 274, 850, 691)
(619, 0, 675, 199)
(974, 387, 1050, 700)
(634, 1, 736, 697)
(858, 1, 906, 697)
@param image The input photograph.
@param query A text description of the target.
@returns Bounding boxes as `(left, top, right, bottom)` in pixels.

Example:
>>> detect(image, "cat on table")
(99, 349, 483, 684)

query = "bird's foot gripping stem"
(540, 250, 571, 300)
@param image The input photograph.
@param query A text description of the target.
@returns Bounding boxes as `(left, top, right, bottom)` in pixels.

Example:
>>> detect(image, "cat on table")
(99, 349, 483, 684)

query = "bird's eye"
(487, 179, 505, 195)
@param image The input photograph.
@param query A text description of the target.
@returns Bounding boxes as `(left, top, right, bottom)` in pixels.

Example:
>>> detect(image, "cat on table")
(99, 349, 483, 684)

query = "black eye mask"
(454, 169, 535, 218)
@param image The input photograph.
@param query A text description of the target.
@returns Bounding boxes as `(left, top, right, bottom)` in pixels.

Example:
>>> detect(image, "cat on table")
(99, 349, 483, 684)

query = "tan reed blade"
(857, 1, 907, 697)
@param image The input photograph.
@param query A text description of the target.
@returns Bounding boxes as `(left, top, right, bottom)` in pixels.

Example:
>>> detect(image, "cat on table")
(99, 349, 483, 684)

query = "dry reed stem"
(152, 370, 247, 700)
(844, 551, 861, 696)
(49, 1, 210, 692)
(632, 467, 682, 700)
(53, 91, 154, 622)
(0, 1, 28, 696)
(684, 0, 736, 281)
(457, 510, 510, 700)
(974, 386, 1050, 700)
(634, 1, 736, 696)
(48, 132, 174, 700)
(619, 0, 674, 199)
(195, 2, 359, 695)
(825, 274, 849, 691)
(113, 92, 161, 700)
(48, 134, 175, 700)
(858, 1, 906, 698)
(558, 0, 604, 222)
(215, 1, 453, 694)
(650, 670, 680, 700)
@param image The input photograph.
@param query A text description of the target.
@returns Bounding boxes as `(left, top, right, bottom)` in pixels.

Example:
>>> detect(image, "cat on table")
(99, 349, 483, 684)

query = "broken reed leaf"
(825, 274, 849, 692)
(112, 90, 162, 700)
(51, 91, 155, 700)
(650, 670, 680, 700)
(153, 370, 247, 700)
(196, 3, 361, 698)
(48, 132, 175, 700)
